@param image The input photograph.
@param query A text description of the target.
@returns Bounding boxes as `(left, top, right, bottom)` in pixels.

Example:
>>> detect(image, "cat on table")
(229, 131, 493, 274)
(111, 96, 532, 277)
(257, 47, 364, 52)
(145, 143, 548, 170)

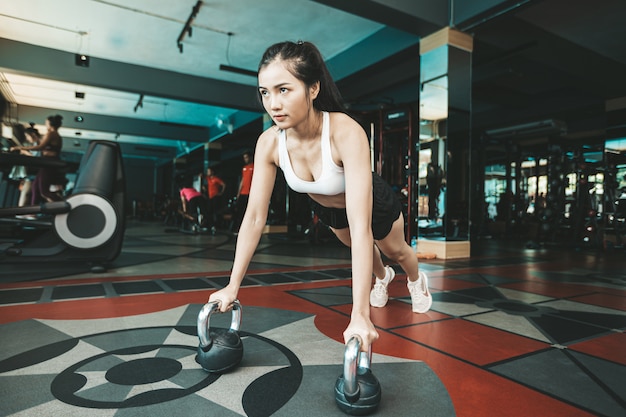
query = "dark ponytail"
(258, 41, 345, 112)
(25, 122, 40, 138)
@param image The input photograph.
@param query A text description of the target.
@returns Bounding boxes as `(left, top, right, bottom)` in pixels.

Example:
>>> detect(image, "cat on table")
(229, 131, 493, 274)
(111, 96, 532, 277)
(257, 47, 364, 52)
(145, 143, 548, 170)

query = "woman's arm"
(332, 113, 379, 351)
(209, 131, 277, 311)
(17, 131, 52, 152)
(180, 192, 187, 213)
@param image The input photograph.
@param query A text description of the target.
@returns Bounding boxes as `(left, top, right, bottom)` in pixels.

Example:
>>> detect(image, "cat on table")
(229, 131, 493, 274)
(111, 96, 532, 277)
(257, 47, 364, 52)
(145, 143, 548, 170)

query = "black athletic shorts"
(311, 173, 401, 240)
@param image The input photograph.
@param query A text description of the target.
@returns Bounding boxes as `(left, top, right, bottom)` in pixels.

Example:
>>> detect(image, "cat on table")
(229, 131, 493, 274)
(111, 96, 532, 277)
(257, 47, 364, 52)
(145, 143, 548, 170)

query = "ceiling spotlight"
(74, 115, 84, 122)
(75, 53, 90, 67)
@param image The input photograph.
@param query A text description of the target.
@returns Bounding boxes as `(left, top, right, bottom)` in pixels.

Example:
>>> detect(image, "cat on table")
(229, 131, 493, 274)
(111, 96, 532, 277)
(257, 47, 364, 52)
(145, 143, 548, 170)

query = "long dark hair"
(258, 41, 345, 113)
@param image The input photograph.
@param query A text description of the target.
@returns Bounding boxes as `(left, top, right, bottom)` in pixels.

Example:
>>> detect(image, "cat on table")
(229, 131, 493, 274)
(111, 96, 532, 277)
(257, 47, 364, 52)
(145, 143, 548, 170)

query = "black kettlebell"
(334, 336, 382, 415)
(196, 299, 243, 373)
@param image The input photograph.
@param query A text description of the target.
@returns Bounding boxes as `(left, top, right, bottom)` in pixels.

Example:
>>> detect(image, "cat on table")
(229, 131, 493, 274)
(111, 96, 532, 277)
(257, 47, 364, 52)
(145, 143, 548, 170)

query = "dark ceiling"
(1, 0, 625, 165)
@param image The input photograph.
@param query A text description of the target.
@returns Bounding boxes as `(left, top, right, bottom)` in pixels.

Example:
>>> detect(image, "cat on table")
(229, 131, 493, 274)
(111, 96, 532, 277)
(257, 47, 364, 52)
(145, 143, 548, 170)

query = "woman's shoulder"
(328, 112, 367, 144)
(255, 126, 281, 165)
(328, 111, 362, 132)
(257, 125, 280, 148)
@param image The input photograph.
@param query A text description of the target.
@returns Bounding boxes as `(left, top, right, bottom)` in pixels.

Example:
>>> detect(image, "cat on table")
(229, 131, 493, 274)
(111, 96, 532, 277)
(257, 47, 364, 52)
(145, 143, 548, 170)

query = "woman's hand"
(343, 312, 379, 352)
(208, 286, 239, 313)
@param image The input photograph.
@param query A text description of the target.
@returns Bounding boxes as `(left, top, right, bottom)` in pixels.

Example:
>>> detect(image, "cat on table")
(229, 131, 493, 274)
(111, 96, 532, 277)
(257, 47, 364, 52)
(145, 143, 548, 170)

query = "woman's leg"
(374, 212, 419, 283)
(331, 227, 386, 280)
(38, 168, 62, 202)
(31, 173, 42, 205)
(372, 244, 387, 280)
(375, 212, 431, 313)
(18, 179, 32, 207)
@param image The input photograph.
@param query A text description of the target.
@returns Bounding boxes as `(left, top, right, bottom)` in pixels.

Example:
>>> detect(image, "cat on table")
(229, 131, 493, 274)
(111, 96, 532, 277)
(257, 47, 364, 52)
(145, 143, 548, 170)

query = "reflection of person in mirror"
(201, 167, 226, 232)
(426, 161, 443, 220)
(232, 151, 254, 234)
(16, 125, 42, 206)
(11, 114, 66, 204)
(619, 174, 626, 194)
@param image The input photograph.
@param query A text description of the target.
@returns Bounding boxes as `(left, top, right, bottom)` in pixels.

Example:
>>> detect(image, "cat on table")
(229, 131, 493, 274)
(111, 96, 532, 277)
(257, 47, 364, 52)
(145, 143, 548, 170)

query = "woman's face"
(258, 60, 318, 130)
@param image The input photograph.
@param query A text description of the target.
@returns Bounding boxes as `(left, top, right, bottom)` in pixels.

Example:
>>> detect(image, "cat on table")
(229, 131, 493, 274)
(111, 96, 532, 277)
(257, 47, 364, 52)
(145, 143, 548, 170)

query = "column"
(418, 27, 473, 259)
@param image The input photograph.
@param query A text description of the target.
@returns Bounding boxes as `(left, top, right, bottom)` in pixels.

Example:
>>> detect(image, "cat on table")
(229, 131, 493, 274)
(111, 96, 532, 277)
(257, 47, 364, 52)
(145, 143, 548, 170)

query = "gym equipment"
(0, 140, 125, 270)
(334, 336, 382, 416)
(196, 299, 243, 373)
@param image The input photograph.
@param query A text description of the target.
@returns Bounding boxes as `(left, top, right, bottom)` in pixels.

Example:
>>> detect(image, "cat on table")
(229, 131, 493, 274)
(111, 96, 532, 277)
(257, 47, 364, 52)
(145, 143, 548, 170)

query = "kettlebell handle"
(343, 335, 372, 400)
(197, 299, 242, 348)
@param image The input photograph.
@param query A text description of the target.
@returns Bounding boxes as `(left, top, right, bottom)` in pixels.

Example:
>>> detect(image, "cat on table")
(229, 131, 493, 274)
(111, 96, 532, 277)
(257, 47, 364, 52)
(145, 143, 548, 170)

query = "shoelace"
(373, 282, 386, 295)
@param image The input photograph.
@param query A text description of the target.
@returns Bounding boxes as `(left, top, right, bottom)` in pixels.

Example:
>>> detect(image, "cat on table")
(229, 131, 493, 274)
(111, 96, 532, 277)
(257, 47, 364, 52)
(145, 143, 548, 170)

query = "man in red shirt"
(201, 167, 226, 233)
(233, 151, 254, 234)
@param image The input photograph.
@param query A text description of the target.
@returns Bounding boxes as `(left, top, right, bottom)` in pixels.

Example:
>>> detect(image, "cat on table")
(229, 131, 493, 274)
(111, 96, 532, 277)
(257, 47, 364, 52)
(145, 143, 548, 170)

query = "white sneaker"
(370, 266, 395, 307)
(407, 271, 432, 313)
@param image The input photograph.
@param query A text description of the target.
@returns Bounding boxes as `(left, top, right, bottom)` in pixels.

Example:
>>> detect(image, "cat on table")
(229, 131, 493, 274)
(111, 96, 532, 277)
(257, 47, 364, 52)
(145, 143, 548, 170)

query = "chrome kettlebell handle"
(197, 299, 242, 348)
(343, 335, 372, 399)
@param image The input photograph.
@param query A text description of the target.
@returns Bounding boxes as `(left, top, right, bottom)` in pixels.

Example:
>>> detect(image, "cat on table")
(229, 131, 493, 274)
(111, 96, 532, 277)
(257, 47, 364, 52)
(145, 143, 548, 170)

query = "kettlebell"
(334, 335, 382, 415)
(196, 299, 243, 373)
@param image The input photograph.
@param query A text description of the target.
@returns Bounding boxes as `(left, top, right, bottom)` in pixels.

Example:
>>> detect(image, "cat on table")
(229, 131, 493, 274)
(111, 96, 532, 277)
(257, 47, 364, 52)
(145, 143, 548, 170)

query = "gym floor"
(0, 220, 624, 417)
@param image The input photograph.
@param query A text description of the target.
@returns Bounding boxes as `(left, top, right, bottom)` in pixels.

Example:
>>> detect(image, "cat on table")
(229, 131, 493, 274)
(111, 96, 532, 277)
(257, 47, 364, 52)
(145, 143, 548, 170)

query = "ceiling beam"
(314, 0, 445, 36)
(0, 37, 260, 112)
(16, 105, 210, 142)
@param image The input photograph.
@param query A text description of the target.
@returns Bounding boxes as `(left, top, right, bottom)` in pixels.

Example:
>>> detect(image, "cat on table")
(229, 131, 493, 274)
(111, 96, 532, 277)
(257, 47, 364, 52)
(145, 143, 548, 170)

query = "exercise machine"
(0, 140, 125, 271)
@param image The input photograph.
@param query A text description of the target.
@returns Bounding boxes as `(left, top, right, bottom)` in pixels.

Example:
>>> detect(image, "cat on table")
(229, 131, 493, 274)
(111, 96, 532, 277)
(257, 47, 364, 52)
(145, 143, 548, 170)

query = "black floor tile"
(290, 270, 342, 281)
(0, 288, 43, 304)
(204, 276, 231, 288)
(317, 268, 352, 278)
(290, 286, 353, 306)
(112, 281, 164, 295)
(251, 274, 299, 284)
(163, 278, 214, 291)
(529, 315, 612, 344)
(51, 284, 106, 300)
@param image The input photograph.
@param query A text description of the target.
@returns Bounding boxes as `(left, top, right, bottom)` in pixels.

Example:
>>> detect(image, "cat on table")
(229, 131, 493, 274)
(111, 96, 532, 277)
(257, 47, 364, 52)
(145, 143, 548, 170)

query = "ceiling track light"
(134, 94, 144, 113)
(219, 32, 256, 77)
(219, 64, 257, 77)
(177, 0, 203, 53)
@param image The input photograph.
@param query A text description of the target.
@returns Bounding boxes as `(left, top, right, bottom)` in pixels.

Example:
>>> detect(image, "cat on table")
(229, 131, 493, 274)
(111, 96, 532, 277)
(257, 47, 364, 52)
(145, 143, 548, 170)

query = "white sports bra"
(278, 112, 345, 195)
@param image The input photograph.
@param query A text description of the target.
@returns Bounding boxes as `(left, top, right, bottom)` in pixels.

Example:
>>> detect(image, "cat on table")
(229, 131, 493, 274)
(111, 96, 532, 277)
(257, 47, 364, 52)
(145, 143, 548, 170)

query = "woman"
(16, 125, 42, 206)
(208, 41, 431, 351)
(12, 114, 65, 204)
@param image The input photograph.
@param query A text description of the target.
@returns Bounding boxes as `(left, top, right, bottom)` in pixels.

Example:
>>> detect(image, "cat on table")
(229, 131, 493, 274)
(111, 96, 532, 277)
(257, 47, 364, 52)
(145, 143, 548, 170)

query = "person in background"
(179, 182, 208, 231)
(201, 166, 226, 233)
(11, 114, 65, 204)
(207, 41, 431, 353)
(0, 91, 6, 118)
(232, 151, 254, 234)
(16, 124, 42, 206)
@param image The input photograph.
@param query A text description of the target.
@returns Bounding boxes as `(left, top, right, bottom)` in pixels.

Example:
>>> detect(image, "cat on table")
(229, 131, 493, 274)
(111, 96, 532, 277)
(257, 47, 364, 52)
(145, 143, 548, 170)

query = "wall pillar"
(418, 27, 473, 258)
